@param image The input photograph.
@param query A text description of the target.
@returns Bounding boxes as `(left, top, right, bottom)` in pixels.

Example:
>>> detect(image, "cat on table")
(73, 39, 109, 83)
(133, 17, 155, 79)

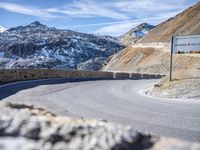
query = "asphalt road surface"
(0, 78, 200, 142)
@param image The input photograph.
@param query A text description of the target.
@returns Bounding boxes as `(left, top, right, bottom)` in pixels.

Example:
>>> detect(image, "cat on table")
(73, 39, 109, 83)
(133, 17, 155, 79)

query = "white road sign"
(172, 35, 200, 54)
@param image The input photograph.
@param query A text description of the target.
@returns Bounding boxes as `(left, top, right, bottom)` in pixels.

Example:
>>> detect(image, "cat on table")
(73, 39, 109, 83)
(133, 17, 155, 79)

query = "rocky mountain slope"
(139, 2, 200, 43)
(120, 23, 154, 45)
(0, 21, 124, 70)
(103, 2, 200, 74)
(0, 25, 6, 32)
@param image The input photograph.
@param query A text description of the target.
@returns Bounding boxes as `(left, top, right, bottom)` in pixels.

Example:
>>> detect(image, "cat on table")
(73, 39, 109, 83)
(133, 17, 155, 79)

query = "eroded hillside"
(103, 46, 200, 75)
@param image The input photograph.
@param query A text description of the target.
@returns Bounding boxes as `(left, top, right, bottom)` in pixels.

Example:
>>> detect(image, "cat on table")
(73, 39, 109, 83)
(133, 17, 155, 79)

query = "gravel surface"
(150, 66, 200, 100)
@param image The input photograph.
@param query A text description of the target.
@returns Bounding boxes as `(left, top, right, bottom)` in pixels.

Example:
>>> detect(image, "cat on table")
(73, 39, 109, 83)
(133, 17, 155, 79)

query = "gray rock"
(0, 137, 42, 150)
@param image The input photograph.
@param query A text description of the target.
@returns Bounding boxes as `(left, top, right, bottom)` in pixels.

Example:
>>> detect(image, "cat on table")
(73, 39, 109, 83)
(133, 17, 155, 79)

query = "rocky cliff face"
(0, 21, 124, 70)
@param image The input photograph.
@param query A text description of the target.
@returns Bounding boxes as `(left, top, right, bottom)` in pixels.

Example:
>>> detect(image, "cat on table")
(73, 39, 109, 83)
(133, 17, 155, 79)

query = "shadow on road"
(0, 78, 118, 100)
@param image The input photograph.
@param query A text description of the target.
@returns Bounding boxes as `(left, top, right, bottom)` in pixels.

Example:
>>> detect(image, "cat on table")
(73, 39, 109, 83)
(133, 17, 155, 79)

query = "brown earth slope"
(103, 46, 200, 75)
(138, 2, 200, 43)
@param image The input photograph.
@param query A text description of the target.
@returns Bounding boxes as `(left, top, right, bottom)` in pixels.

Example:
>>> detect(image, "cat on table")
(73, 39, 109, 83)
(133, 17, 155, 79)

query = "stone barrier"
(131, 73, 142, 79)
(0, 69, 113, 84)
(141, 74, 150, 79)
(0, 69, 164, 84)
(115, 72, 130, 79)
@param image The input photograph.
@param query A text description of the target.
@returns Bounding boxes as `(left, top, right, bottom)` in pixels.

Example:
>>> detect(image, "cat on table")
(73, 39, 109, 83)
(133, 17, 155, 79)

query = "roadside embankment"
(148, 63, 200, 99)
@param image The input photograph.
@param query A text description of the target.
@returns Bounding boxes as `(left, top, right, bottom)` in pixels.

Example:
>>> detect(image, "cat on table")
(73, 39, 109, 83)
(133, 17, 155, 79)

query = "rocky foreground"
(0, 103, 199, 150)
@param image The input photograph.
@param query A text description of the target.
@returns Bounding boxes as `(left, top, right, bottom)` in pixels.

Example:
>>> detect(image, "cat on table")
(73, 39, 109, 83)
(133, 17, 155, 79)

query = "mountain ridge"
(0, 21, 124, 70)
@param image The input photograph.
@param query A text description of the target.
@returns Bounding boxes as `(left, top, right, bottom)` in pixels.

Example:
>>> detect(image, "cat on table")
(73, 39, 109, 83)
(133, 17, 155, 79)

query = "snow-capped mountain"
(0, 21, 124, 70)
(120, 23, 155, 45)
(0, 25, 6, 32)
(130, 23, 155, 38)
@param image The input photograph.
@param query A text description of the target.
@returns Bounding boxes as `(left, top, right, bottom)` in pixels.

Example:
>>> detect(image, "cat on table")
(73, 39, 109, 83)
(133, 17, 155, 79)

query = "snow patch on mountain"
(0, 51, 5, 57)
(0, 25, 6, 32)
(131, 23, 154, 38)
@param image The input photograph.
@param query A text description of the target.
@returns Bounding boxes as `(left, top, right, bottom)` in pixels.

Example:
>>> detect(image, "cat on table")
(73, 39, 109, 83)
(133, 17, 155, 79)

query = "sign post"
(170, 35, 200, 81)
(170, 36, 174, 81)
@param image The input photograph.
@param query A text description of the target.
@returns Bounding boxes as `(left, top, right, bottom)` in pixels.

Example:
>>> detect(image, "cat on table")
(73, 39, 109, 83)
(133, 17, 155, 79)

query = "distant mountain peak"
(131, 23, 155, 37)
(28, 21, 46, 27)
(7, 21, 48, 32)
(120, 23, 155, 45)
(137, 23, 149, 27)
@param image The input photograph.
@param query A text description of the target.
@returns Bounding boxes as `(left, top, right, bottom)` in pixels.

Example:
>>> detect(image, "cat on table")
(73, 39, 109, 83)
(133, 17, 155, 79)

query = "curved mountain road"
(0, 79, 200, 142)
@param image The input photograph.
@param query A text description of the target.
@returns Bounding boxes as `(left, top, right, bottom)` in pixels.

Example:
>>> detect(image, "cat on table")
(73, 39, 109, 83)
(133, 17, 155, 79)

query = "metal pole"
(170, 36, 174, 81)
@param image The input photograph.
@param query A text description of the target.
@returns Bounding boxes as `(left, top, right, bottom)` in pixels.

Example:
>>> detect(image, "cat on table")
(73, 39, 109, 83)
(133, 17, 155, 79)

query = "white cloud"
(0, 1, 129, 20)
(0, 0, 195, 21)
(114, 0, 187, 12)
(52, 0, 189, 20)
(0, 2, 58, 19)
(47, 0, 129, 20)
(64, 16, 169, 28)
(0, 0, 197, 36)
(95, 15, 177, 36)
(95, 22, 138, 36)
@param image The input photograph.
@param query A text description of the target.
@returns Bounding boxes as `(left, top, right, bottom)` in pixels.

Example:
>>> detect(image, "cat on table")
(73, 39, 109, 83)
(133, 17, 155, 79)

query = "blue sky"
(0, 0, 199, 36)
